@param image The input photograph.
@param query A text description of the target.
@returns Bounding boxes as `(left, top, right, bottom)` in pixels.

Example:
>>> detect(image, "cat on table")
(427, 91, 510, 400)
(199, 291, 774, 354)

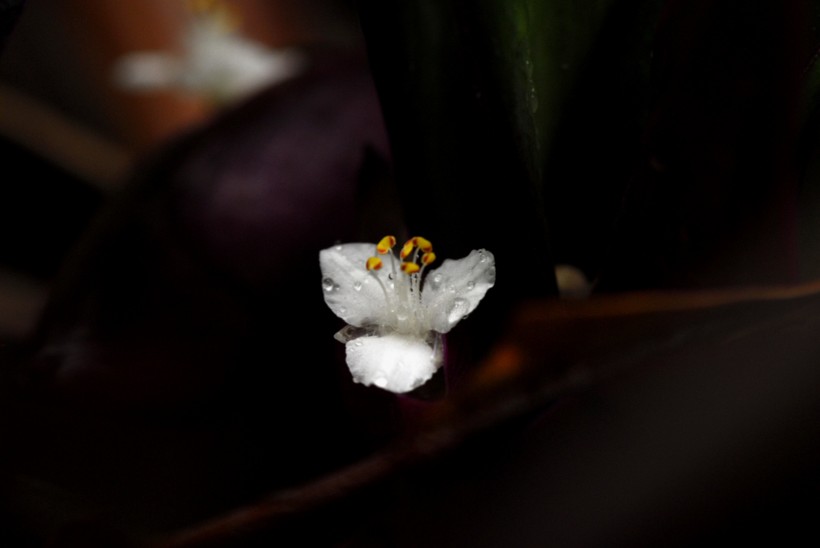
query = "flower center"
(365, 235, 438, 333)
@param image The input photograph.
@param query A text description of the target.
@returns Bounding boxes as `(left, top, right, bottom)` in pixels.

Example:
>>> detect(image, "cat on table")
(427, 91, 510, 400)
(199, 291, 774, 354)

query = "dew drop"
(353, 281, 363, 292)
(338, 306, 347, 315)
(447, 298, 469, 324)
(374, 376, 388, 388)
(354, 340, 363, 347)
(466, 281, 475, 290)
(479, 253, 488, 264)
(322, 277, 336, 292)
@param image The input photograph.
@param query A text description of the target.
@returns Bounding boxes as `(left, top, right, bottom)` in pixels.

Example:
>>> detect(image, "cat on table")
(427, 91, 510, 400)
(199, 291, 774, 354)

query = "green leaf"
(356, 0, 632, 302)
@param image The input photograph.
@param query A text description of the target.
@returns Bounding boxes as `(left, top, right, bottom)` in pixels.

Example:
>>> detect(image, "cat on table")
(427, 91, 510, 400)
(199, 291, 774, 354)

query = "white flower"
(113, 1, 305, 104)
(320, 236, 496, 394)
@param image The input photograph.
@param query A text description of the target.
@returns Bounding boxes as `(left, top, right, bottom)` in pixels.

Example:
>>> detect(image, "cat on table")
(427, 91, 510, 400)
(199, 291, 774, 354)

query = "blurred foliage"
(0, 0, 24, 46)
(0, 137, 102, 280)
(797, 1, 820, 279)
(361, 1, 814, 293)
(6, 0, 820, 545)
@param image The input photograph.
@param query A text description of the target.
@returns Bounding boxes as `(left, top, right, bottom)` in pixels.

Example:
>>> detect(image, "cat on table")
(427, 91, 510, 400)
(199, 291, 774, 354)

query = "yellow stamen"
(376, 235, 397, 254)
(412, 236, 433, 253)
(366, 257, 383, 271)
(400, 240, 415, 259)
(400, 262, 421, 274)
(421, 252, 437, 265)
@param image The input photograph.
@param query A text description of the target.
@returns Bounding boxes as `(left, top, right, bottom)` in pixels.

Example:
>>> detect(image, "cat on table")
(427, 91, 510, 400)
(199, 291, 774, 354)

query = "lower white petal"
(345, 333, 441, 394)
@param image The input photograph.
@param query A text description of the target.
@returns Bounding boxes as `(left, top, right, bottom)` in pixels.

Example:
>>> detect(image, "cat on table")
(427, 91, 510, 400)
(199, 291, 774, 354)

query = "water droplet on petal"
(335, 245, 343, 251)
(354, 340, 363, 347)
(447, 298, 469, 324)
(338, 307, 347, 315)
(353, 281, 363, 292)
(322, 277, 336, 292)
(466, 281, 475, 290)
(374, 376, 388, 388)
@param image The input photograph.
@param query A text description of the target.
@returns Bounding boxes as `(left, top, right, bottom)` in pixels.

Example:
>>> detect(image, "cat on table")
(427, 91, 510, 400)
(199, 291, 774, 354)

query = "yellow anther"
(366, 257, 383, 271)
(400, 262, 421, 274)
(421, 252, 437, 265)
(412, 236, 433, 253)
(376, 235, 397, 254)
(400, 240, 415, 259)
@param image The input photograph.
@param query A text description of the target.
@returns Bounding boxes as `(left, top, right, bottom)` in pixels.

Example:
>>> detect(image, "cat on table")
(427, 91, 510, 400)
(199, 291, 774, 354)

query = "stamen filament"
(368, 270, 392, 309)
(417, 253, 436, 299)
(362, 235, 437, 330)
(388, 250, 398, 291)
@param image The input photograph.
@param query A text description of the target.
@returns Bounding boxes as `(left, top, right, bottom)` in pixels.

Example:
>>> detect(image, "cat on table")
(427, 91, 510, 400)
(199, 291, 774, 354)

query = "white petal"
(184, 29, 303, 100)
(344, 333, 441, 394)
(113, 53, 182, 90)
(319, 243, 395, 328)
(422, 249, 496, 333)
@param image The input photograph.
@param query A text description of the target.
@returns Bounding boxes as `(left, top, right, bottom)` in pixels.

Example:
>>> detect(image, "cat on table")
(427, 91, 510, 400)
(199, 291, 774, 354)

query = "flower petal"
(185, 28, 304, 100)
(422, 249, 496, 333)
(113, 53, 182, 90)
(344, 333, 441, 393)
(319, 243, 394, 328)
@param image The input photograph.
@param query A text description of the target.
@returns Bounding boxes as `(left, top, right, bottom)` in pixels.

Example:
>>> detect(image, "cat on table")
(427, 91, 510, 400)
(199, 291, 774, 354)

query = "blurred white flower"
(320, 236, 496, 394)
(113, 1, 305, 104)
(554, 264, 592, 299)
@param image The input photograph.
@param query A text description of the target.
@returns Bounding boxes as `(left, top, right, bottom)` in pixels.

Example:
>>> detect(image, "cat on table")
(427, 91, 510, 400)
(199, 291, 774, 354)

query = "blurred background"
(2, 0, 820, 546)
(0, 0, 359, 342)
